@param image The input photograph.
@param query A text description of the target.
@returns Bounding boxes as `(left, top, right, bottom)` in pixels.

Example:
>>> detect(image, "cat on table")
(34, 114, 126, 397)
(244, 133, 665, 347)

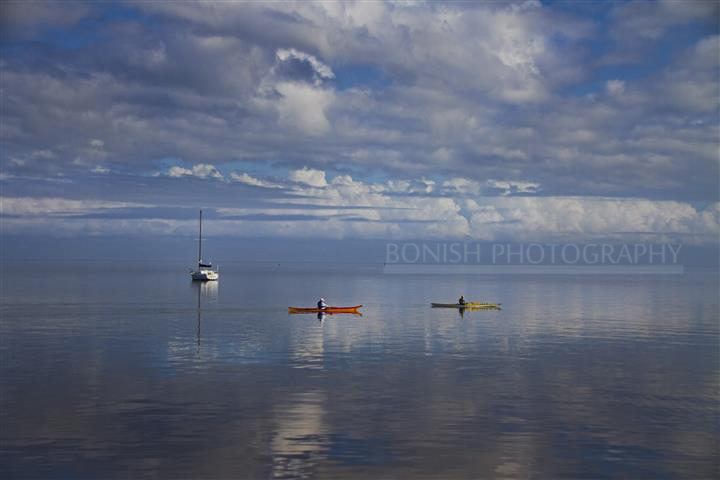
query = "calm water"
(1, 262, 718, 479)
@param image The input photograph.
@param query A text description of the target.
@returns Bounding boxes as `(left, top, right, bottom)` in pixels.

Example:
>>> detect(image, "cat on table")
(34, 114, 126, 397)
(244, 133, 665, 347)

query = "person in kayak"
(317, 298, 327, 310)
(458, 295, 466, 305)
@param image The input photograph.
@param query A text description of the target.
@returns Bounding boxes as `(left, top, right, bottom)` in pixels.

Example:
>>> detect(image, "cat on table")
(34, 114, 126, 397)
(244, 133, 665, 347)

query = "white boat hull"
(191, 270, 219, 281)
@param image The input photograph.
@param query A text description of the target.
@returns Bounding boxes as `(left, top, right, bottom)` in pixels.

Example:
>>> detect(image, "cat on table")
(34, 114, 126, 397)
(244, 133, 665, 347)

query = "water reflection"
(0, 265, 717, 479)
(290, 316, 325, 370)
(457, 305, 501, 318)
(192, 281, 218, 355)
(271, 391, 327, 479)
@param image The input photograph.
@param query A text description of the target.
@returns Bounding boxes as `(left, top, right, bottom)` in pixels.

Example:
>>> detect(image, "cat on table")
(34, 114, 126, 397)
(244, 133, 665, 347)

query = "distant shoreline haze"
(2, 235, 718, 268)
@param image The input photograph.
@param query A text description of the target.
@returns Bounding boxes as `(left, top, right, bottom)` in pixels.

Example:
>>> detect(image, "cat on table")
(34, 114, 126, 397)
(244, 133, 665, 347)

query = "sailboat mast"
(198, 210, 202, 263)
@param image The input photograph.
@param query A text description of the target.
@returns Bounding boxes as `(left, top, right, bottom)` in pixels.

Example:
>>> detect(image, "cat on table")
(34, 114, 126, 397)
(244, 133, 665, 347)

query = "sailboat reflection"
(192, 280, 218, 353)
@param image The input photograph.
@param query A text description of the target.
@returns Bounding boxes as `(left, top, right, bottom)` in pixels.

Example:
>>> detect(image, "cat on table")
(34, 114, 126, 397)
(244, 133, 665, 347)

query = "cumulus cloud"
(466, 197, 720, 243)
(2, 176, 718, 243)
(443, 178, 482, 195)
(290, 167, 327, 187)
(442, 178, 539, 196)
(163, 164, 224, 179)
(259, 171, 718, 242)
(275, 82, 334, 135)
(486, 180, 539, 195)
(420, 178, 436, 193)
(5, 165, 715, 244)
(0, 1, 717, 245)
(2, 2, 715, 201)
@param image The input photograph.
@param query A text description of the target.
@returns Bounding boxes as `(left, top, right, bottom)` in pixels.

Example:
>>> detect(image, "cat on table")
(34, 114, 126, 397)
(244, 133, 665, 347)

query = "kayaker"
(317, 298, 327, 310)
(458, 295, 466, 305)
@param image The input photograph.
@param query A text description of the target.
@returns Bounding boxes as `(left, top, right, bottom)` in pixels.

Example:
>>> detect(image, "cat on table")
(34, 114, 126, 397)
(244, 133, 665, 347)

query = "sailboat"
(190, 210, 219, 281)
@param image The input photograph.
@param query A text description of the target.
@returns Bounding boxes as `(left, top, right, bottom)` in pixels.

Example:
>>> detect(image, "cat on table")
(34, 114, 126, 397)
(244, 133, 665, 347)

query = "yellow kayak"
(431, 302, 501, 309)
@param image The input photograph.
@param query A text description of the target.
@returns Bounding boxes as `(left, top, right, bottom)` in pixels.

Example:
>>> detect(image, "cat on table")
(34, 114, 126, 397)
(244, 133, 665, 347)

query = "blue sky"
(1, 0, 718, 252)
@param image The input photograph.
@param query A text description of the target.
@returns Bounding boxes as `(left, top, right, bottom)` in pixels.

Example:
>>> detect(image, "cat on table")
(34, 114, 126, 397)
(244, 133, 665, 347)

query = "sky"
(1, 0, 719, 260)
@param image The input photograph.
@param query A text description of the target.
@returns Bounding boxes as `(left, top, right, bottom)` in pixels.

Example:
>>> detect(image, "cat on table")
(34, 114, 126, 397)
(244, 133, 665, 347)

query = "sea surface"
(1, 262, 718, 479)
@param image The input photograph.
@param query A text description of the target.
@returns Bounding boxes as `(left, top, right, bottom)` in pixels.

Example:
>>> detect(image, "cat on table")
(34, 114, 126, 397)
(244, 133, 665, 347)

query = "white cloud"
(441, 178, 539, 197)
(3, 185, 718, 244)
(92, 165, 110, 174)
(290, 167, 327, 187)
(330, 174, 357, 187)
(486, 180, 539, 195)
(466, 197, 720, 243)
(420, 178, 435, 193)
(0, 197, 142, 216)
(273, 176, 718, 242)
(229, 171, 280, 188)
(386, 180, 410, 193)
(653, 35, 720, 114)
(275, 82, 334, 135)
(1, 0, 717, 238)
(443, 178, 482, 195)
(165, 164, 224, 179)
(276, 48, 334, 85)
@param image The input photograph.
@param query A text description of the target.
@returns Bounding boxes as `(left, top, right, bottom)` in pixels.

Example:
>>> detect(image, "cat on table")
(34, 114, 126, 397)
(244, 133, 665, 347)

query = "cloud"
(486, 180, 539, 195)
(0, 0, 717, 245)
(290, 167, 327, 187)
(441, 178, 539, 196)
(276, 48, 335, 85)
(465, 197, 720, 243)
(229, 172, 280, 188)
(274, 82, 334, 135)
(651, 35, 720, 114)
(1, 168, 717, 244)
(443, 178, 482, 196)
(1, 1, 91, 34)
(0, 197, 143, 216)
(3, 187, 716, 244)
(610, 0, 718, 44)
(1, 4, 711, 194)
(605, 80, 625, 96)
(164, 164, 224, 179)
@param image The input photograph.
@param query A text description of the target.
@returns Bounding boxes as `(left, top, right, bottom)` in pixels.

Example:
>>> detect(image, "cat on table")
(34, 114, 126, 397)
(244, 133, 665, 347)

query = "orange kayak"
(288, 305, 362, 314)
